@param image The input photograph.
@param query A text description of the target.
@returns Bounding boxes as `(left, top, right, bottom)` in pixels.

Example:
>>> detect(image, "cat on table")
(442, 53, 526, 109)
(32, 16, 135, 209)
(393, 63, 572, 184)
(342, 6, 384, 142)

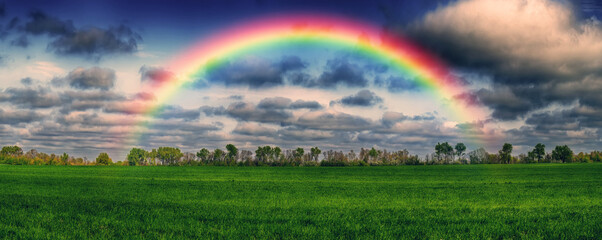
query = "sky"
(0, 0, 601, 160)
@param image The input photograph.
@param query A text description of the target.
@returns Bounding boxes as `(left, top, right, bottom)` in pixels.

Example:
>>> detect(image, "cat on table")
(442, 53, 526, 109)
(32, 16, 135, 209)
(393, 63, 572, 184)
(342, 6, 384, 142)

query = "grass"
(0, 164, 600, 239)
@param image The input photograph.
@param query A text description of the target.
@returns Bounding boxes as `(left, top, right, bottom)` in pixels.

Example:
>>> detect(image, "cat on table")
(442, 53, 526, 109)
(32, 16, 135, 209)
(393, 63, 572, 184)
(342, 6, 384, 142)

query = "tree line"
(0, 142, 600, 166)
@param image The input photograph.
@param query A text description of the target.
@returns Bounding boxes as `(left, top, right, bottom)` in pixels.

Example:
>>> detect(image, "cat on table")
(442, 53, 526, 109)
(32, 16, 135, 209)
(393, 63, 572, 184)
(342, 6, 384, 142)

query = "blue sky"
(0, 0, 601, 160)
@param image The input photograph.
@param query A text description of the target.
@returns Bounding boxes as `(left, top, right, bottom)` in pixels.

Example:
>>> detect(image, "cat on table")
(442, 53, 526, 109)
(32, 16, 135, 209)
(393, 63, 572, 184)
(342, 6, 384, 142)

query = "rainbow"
(129, 13, 485, 148)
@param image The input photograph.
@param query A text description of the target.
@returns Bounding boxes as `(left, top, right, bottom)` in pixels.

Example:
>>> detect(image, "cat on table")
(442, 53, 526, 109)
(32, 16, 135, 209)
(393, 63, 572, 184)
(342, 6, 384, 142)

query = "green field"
(0, 164, 600, 239)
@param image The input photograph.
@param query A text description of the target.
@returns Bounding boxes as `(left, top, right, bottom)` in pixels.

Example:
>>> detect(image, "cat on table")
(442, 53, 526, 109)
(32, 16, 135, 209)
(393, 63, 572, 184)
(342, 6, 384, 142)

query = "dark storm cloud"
(332, 89, 382, 107)
(0, 108, 44, 125)
(63, 67, 115, 90)
(139, 65, 174, 84)
(294, 58, 368, 88)
(278, 55, 306, 72)
(24, 10, 74, 36)
(10, 35, 29, 47)
(154, 105, 200, 121)
(0, 2, 5, 18)
(475, 87, 534, 120)
(206, 56, 307, 88)
(49, 25, 141, 59)
(404, 0, 602, 122)
(376, 76, 420, 92)
(22, 11, 140, 59)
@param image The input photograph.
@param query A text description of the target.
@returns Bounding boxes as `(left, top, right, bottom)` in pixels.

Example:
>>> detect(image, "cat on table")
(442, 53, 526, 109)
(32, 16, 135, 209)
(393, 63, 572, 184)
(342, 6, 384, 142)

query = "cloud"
(406, 0, 602, 121)
(257, 97, 292, 109)
(49, 25, 141, 59)
(289, 100, 323, 110)
(24, 11, 74, 36)
(10, 35, 29, 48)
(62, 67, 116, 90)
(278, 55, 306, 71)
(0, 108, 44, 125)
(380, 111, 436, 127)
(23, 11, 141, 59)
(154, 105, 200, 120)
(206, 56, 307, 88)
(232, 122, 277, 136)
(139, 65, 174, 84)
(20, 77, 33, 86)
(331, 89, 383, 107)
(226, 101, 292, 124)
(256, 97, 323, 110)
(200, 106, 226, 116)
(0, 87, 60, 108)
(295, 110, 373, 131)
(278, 127, 334, 141)
(375, 76, 420, 92)
(294, 58, 368, 88)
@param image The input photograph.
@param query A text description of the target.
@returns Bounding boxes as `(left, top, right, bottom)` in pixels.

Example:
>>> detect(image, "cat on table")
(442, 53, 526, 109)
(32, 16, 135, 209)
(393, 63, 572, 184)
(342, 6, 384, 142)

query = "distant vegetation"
(0, 142, 600, 166)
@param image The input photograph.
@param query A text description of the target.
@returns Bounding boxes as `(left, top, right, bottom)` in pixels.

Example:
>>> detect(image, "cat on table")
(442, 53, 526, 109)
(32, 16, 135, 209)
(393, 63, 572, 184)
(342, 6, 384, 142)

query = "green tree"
(226, 144, 238, 162)
(157, 147, 183, 165)
(368, 147, 379, 163)
(1, 146, 23, 157)
(61, 153, 69, 165)
(455, 143, 467, 160)
(499, 143, 513, 164)
(273, 147, 282, 162)
(213, 148, 224, 162)
(127, 148, 147, 166)
(533, 143, 546, 163)
(552, 145, 573, 163)
(96, 152, 112, 165)
(310, 147, 321, 162)
(294, 148, 304, 159)
(435, 142, 453, 162)
(196, 148, 210, 163)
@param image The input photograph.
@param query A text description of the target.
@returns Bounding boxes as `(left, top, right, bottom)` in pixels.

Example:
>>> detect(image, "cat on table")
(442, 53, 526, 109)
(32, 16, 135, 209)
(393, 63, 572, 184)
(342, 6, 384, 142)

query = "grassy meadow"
(0, 164, 600, 239)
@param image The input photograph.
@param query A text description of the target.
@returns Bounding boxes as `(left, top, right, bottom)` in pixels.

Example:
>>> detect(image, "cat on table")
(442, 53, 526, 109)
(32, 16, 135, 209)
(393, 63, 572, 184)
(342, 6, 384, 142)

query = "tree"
(368, 147, 379, 163)
(552, 145, 573, 163)
(274, 147, 282, 162)
(148, 149, 158, 165)
(532, 143, 546, 163)
(310, 147, 321, 162)
(61, 153, 69, 165)
(499, 143, 513, 164)
(157, 147, 183, 165)
(455, 143, 467, 160)
(294, 148, 304, 159)
(96, 152, 112, 165)
(213, 148, 224, 162)
(127, 148, 147, 166)
(196, 148, 210, 163)
(1, 146, 23, 157)
(226, 144, 238, 162)
(435, 142, 453, 162)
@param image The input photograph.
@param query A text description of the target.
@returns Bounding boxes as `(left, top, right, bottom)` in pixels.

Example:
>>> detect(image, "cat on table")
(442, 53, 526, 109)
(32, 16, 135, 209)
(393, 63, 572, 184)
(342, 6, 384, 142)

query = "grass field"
(0, 164, 600, 239)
